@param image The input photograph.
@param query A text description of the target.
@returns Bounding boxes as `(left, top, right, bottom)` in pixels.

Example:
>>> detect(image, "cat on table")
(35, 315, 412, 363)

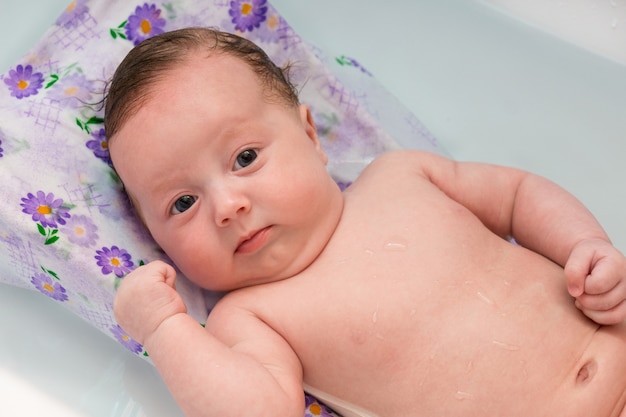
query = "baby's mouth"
(235, 226, 272, 254)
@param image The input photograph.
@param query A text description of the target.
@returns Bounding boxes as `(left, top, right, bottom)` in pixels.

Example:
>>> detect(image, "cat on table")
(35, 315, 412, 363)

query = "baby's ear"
(299, 104, 327, 164)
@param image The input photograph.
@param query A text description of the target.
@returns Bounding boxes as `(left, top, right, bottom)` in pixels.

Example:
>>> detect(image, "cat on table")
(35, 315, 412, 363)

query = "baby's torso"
(227, 160, 626, 416)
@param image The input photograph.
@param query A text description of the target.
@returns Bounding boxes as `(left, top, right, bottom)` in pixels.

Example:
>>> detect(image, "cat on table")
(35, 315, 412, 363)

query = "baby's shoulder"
(208, 281, 286, 323)
(369, 148, 422, 164)
(352, 149, 439, 187)
(362, 149, 440, 175)
(204, 286, 268, 335)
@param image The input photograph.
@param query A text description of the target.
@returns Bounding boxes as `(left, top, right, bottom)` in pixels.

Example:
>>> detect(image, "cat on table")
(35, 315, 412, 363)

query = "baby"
(106, 28, 626, 417)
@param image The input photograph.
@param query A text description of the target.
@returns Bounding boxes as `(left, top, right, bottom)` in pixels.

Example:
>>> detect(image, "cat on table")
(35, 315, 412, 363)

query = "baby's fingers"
(564, 248, 592, 297)
(151, 260, 178, 289)
(583, 256, 624, 295)
(576, 298, 626, 325)
(575, 284, 625, 312)
(576, 275, 626, 325)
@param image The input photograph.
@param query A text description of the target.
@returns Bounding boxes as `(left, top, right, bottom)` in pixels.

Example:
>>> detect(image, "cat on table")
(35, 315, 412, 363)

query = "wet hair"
(104, 27, 299, 140)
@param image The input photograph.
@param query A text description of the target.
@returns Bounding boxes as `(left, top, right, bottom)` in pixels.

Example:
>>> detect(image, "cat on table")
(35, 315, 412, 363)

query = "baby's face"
(109, 54, 343, 291)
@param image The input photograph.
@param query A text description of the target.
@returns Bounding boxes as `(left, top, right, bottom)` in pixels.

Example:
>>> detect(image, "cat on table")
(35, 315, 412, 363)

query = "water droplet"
(476, 291, 494, 305)
(492, 340, 520, 351)
(455, 391, 473, 401)
(383, 237, 408, 252)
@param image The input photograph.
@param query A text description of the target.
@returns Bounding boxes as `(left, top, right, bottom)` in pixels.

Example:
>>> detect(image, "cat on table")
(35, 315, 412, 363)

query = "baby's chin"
(213, 269, 300, 292)
(180, 267, 276, 292)
(192, 259, 315, 293)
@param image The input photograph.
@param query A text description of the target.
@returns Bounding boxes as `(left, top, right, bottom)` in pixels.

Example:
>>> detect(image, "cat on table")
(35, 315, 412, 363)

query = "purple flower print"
(86, 128, 110, 164)
(4, 65, 44, 99)
(254, 11, 285, 42)
(31, 272, 69, 302)
(21, 191, 71, 228)
(304, 394, 335, 417)
(55, 0, 89, 28)
(125, 3, 166, 45)
(110, 324, 143, 354)
(229, 0, 268, 32)
(47, 73, 94, 108)
(60, 214, 99, 247)
(95, 245, 134, 277)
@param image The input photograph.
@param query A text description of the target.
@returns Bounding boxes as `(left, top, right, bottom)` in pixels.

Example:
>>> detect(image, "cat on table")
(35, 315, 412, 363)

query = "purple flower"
(125, 3, 166, 45)
(253, 10, 285, 42)
(60, 214, 99, 247)
(21, 191, 71, 228)
(229, 0, 268, 32)
(47, 73, 94, 108)
(95, 245, 134, 277)
(0, 139, 3, 158)
(110, 324, 143, 354)
(4, 65, 44, 99)
(304, 394, 335, 417)
(31, 272, 69, 302)
(55, 0, 89, 28)
(86, 128, 110, 164)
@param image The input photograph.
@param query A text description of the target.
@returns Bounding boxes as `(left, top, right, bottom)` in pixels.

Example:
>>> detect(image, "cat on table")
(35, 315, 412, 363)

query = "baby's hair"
(104, 27, 299, 140)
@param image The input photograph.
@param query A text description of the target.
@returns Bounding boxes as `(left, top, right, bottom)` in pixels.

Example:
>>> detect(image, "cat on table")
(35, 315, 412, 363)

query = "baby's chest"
(275, 216, 572, 362)
(277, 244, 476, 361)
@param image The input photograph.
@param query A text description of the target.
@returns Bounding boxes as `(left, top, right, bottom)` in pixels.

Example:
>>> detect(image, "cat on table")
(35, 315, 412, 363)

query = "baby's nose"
(212, 186, 250, 227)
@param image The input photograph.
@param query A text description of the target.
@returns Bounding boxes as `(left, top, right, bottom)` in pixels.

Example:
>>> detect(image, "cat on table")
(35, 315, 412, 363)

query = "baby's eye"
(234, 149, 257, 170)
(172, 195, 196, 214)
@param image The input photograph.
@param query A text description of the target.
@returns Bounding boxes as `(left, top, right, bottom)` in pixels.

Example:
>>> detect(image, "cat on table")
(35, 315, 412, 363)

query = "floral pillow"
(0, 0, 442, 414)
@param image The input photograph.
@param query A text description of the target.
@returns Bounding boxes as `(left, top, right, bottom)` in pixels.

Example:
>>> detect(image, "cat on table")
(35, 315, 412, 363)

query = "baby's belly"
(304, 325, 626, 417)
(295, 241, 626, 416)
(550, 323, 626, 417)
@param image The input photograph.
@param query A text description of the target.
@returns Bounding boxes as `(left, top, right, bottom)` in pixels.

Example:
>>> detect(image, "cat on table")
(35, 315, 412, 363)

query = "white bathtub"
(1, 1, 625, 416)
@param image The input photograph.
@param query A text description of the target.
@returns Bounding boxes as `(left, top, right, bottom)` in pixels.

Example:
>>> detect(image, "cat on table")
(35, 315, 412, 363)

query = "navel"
(576, 359, 597, 385)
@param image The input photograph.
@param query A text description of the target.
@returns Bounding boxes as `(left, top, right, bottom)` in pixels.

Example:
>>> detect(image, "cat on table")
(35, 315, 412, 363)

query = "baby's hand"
(113, 260, 187, 345)
(565, 238, 626, 325)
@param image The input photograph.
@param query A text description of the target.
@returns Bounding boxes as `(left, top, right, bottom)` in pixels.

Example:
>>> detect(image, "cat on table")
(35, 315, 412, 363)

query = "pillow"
(0, 0, 443, 413)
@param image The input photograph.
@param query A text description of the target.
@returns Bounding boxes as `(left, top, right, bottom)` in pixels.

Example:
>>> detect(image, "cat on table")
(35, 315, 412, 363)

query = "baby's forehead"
(151, 52, 254, 92)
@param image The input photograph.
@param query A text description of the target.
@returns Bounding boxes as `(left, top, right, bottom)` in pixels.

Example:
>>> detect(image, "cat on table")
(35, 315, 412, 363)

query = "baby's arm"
(113, 261, 304, 417)
(408, 150, 626, 325)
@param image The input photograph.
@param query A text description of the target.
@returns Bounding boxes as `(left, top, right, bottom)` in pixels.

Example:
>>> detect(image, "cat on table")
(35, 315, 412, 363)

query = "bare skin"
(111, 53, 626, 417)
